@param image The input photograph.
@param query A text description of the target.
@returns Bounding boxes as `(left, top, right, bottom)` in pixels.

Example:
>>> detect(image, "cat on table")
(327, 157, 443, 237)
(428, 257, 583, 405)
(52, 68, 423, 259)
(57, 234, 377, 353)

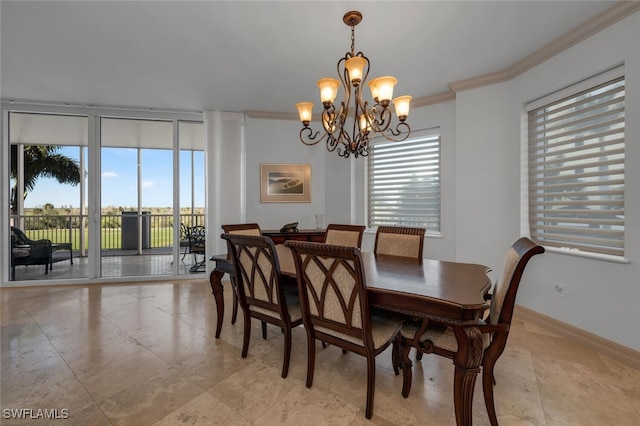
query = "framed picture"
(260, 163, 311, 203)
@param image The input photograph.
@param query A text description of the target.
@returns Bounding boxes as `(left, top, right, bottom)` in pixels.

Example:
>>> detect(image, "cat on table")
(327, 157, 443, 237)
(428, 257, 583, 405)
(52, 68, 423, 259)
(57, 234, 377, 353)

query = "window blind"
(528, 76, 625, 257)
(368, 133, 440, 232)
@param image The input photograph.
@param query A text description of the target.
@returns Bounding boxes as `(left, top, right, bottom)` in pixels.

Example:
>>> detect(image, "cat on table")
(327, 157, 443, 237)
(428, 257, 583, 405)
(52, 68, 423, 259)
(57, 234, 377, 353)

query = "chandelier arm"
(370, 106, 392, 133)
(377, 122, 412, 142)
(338, 55, 351, 120)
(321, 106, 336, 134)
(326, 135, 339, 152)
(299, 126, 324, 146)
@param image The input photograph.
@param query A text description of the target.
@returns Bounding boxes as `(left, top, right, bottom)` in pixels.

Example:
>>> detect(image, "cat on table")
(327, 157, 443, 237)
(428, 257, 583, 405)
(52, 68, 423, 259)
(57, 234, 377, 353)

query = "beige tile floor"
(1, 279, 639, 425)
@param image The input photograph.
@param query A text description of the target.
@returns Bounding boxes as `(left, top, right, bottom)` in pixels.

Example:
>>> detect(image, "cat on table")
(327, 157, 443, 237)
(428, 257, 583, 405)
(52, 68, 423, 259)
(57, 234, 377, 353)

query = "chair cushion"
(315, 312, 403, 350)
(12, 247, 31, 258)
(400, 320, 490, 352)
(249, 294, 302, 322)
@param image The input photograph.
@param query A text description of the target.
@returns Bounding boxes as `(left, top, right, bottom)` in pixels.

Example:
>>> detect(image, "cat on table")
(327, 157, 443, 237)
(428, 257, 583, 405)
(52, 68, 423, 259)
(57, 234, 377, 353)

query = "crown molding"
(412, 91, 456, 108)
(245, 110, 298, 121)
(449, 1, 640, 93)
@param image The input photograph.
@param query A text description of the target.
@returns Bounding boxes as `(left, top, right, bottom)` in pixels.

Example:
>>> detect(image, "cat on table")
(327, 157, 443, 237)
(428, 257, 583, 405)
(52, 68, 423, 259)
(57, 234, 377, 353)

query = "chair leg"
(365, 356, 376, 419)
(281, 327, 292, 378)
(261, 321, 267, 339)
(392, 337, 400, 375)
(306, 335, 316, 388)
(415, 350, 423, 361)
(483, 357, 499, 426)
(241, 312, 251, 358)
(231, 280, 239, 325)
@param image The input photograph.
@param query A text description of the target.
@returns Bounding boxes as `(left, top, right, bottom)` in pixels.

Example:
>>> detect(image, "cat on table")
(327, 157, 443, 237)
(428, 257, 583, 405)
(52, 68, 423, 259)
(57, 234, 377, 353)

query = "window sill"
(544, 245, 629, 264)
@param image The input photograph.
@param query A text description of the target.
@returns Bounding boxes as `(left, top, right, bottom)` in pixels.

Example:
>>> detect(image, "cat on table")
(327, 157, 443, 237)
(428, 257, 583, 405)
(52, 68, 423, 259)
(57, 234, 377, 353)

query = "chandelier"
(296, 11, 412, 158)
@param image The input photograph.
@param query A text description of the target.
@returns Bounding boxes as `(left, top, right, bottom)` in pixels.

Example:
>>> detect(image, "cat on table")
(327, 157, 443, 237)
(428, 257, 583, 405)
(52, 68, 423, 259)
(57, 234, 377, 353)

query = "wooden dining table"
(208, 245, 491, 425)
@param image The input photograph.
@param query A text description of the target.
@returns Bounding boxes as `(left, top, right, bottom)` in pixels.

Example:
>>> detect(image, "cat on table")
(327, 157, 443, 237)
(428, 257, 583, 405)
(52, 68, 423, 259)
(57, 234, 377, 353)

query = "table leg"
(209, 269, 225, 338)
(398, 336, 414, 398)
(452, 325, 484, 426)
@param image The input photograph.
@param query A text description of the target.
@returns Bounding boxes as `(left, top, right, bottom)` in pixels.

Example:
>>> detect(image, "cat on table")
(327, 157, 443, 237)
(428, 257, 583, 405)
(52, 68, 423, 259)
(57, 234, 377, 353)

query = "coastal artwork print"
(260, 164, 311, 203)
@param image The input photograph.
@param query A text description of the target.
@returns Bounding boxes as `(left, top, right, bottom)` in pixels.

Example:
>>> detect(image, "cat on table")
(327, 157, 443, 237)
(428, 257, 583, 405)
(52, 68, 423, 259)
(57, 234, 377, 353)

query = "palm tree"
(10, 145, 82, 215)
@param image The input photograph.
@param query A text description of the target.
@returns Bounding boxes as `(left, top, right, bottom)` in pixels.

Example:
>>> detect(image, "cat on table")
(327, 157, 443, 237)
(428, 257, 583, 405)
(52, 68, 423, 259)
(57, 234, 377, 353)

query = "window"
(367, 132, 441, 233)
(527, 74, 625, 257)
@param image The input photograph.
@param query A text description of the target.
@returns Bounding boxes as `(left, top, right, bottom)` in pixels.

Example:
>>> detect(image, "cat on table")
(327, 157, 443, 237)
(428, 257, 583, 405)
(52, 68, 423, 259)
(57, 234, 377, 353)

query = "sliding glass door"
(8, 112, 90, 281)
(100, 117, 176, 277)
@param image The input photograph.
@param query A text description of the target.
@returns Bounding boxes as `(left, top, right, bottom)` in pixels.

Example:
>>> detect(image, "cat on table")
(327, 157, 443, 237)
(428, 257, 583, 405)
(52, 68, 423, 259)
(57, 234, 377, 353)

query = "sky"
(19, 146, 205, 209)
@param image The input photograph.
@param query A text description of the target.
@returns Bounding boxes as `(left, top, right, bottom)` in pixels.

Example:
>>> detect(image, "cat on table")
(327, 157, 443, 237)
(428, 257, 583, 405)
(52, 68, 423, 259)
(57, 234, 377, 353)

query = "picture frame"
(260, 163, 311, 203)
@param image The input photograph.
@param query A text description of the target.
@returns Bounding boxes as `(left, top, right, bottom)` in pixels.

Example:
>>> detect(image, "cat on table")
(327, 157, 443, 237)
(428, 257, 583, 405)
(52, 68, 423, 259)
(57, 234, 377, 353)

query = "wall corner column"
(204, 111, 245, 258)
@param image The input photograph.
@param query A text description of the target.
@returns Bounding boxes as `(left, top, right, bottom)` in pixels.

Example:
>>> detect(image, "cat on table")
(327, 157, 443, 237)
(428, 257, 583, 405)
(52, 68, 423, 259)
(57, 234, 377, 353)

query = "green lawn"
(25, 227, 176, 250)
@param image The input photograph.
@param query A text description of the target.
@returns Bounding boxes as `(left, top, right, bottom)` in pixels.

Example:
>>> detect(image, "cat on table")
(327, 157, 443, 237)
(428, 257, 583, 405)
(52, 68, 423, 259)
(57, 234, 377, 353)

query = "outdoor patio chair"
(188, 225, 206, 272)
(10, 226, 53, 280)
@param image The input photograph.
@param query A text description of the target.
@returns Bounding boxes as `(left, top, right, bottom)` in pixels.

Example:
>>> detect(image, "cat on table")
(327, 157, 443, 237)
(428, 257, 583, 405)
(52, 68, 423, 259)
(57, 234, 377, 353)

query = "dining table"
(208, 245, 491, 426)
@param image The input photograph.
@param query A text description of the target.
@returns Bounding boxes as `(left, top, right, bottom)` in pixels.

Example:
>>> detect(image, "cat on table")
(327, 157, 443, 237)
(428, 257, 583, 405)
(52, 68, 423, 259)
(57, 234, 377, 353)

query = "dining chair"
(221, 233, 302, 378)
(324, 223, 366, 248)
(374, 226, 425, 259)
(221, 223, 263, 324)
(285, 240, 404, 419)
(392, 237, 544, 425)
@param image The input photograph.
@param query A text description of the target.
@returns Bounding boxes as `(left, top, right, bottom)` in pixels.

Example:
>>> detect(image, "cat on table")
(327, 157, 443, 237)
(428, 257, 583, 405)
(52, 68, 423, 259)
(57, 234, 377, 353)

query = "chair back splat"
(221, 233, 302, 379)
(286, 240, 403, 419)
(324, 224, 366, 248)
(374, 226, 425, 259)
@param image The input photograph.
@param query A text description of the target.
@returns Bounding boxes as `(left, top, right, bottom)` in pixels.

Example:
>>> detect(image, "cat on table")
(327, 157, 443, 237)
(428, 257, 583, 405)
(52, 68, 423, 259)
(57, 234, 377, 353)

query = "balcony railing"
(10, 213, 205, 254)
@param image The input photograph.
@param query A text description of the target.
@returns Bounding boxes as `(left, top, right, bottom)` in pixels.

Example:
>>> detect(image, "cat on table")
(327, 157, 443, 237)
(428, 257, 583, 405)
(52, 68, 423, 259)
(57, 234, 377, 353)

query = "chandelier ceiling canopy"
(296, 11, 412, 158)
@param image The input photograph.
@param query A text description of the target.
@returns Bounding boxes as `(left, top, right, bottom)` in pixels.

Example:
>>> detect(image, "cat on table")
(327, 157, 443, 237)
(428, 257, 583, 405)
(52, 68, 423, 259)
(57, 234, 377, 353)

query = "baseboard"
(514, 304, 640, 370)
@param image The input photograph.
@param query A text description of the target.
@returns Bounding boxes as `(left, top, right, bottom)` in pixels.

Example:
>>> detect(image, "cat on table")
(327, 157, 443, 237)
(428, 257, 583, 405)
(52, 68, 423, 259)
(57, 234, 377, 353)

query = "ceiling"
(0, 1, 620, 115)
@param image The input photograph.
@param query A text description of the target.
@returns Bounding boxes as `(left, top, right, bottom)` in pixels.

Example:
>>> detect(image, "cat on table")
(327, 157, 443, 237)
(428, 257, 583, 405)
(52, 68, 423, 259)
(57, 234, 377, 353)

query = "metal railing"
(10, 213, 205, 254)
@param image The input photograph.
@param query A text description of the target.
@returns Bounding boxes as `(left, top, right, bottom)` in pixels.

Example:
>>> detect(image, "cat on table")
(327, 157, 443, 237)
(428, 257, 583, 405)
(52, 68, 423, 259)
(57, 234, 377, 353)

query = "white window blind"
(368, 133, 440, 232)
(528, 76, 625, 257)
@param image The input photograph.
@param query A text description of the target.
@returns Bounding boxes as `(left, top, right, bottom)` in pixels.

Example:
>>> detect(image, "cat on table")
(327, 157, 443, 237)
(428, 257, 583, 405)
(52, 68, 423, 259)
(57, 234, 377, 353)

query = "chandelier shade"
(296, 11, 412, 158)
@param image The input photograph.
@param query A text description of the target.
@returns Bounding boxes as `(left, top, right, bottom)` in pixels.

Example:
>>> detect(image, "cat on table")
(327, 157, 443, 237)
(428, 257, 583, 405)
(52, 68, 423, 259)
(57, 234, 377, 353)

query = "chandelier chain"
(350, 24, 355, 56)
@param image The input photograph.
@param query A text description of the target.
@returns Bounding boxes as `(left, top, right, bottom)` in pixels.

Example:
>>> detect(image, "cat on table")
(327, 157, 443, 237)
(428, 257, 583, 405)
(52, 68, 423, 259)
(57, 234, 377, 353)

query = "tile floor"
(1, 279, 639, 425)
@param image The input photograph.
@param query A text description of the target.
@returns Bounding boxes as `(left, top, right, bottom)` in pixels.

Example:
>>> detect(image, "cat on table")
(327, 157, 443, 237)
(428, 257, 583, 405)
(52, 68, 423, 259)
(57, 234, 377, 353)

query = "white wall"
(509, 12, 640, 350)
(204, 111, 244, 256)
(450, 12, 640, 350)
(243, 116, 326, 230)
